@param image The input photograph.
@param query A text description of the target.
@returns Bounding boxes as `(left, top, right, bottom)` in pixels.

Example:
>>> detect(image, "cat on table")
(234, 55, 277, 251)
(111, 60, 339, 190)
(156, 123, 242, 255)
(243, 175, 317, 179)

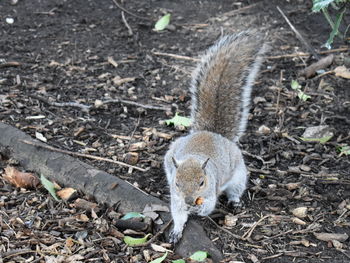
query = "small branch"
(267, 47, 350, 60)
(152, 51, 200, 62)
(111, 0, 152, 21)
(241, 214, 271, 240)
(21, 140, 147, 172)
(133, 220, 173, 247)
(29, 94, 170, 112)
(121, 11, 133, 36)
(277, 6, 320, 60)
(103, 98, 170, 111)
(29, 94, 91, 112)
(0, 61, 21, 68)
(206, 216, 242, 240)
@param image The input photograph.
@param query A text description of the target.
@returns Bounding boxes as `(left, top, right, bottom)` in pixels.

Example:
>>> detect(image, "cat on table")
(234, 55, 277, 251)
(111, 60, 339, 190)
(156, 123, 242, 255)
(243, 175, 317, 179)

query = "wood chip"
(314, 232, 349, 242)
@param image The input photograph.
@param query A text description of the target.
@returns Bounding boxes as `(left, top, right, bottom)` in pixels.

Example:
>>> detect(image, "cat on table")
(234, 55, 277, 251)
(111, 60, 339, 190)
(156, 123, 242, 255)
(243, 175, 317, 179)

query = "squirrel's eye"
(199, 180, 205, 187)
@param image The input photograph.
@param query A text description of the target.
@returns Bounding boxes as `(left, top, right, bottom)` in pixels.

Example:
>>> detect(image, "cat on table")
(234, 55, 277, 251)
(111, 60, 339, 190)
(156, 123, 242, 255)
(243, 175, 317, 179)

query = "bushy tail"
(190, 31, 267, 141)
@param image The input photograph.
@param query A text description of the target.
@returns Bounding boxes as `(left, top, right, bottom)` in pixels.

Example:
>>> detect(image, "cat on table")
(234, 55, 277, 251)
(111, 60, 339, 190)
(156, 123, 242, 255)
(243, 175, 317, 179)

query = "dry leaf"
(112, 76, 135, 86)
(285, 182, 301, 191)
(334, 66, 350, 79)
(72, 198, 99, 212)
(35, 131, 47, 142)
(56, 187, 77, 201)
(2, 166, 40, 189)
(314, 232, 349, 242)
(292, 217, 307, 225)
(150, 243, 169, 253)
(76, 213, 89, 222)
(224, 214, 238, 227)
(129, 141, 147, 151)
(292, 207, 308, 218)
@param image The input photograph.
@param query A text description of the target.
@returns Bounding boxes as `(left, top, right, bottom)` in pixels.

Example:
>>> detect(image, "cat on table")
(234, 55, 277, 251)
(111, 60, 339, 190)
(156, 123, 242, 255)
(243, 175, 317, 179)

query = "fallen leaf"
(112, 76, 135, 86)
(123, 234, 151, 246)
(189, 251, 208, 262)
(40, 175, 60, 201)
(154, 14, 171, 31)
(292, 207, 308, 218)
(292, 217, 307, 225)
(2, 166, 40, 189)
(121, 212, 145, 220)
(149, 252, 167, 263)
(314, 232, 349, 242)
(73, 198, 99, 212)
(56, 187, 77, 201)
(224, 214, 238, 227)
(35, 131, 47, 142)
(165, 113, 191, 127)
(151, 243, 169, 253)
(334, 65, 350, 79)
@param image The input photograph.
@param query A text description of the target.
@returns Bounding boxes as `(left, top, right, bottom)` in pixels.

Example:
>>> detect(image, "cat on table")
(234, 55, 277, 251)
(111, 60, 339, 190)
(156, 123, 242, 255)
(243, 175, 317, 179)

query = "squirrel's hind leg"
(224, 157, 248, 204)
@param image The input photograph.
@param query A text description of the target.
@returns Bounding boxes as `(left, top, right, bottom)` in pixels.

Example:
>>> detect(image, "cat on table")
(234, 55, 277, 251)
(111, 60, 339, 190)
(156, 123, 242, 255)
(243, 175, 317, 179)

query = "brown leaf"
(314, 232, 349, 242)
(72, 198, 100, 212)
(334, 65, 350, 79)
(2, 166, 40, 189)
(57, 187, 77, 201)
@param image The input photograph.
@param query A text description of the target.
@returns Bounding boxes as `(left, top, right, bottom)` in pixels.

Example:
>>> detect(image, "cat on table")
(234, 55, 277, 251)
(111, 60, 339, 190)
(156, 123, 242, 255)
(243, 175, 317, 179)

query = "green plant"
(291, 80, 311, 101)
(312, 0, 350, 48)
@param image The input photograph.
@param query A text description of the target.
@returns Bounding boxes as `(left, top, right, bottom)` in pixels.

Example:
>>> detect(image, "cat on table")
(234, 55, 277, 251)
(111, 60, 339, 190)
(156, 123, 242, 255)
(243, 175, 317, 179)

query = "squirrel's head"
(172, 157, 210, 206)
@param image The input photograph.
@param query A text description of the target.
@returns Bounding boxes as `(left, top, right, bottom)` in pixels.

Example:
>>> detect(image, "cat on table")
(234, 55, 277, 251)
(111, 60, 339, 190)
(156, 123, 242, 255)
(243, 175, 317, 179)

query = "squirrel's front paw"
(169, 229, 183, 244)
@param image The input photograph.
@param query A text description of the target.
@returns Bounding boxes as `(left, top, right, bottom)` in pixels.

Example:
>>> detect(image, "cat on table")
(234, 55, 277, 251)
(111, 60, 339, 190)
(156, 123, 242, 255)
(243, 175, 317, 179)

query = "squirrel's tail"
(190, 31, 267, 141)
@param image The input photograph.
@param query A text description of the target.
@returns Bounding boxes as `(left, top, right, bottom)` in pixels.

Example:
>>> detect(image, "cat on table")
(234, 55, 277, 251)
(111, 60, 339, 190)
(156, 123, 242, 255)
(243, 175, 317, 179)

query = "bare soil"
(1, 0, 350, 262)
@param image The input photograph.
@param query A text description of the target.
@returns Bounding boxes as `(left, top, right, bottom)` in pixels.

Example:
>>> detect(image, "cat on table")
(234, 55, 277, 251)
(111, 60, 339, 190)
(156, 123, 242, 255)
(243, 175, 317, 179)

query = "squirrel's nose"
(185, 196, 194, 205)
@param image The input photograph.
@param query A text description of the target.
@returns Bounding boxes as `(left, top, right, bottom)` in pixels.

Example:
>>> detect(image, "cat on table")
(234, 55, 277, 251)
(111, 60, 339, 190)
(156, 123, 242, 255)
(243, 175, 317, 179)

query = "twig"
(206, 216, 242, 240)
(152, 51, 200, 62)
(29, 94, 91, 112)
(133, 220, 173, 247)
(223, 3, 258, 16)
(267, 47, 350, 60)
(103, 98, 170, 111)
(121, 11, 133, 36)
(111, 0, 152, 21)
(241, 214, 271, 240)
(277, 6, 319, 60)
(0, 61, 21, 68)
(29, 94, 170, 112)
(21, 140, 147, 172)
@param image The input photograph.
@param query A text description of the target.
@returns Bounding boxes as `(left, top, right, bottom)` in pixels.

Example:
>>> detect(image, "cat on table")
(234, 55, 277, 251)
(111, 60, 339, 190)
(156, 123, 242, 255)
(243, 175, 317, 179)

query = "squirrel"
(164, 31, 267, 243)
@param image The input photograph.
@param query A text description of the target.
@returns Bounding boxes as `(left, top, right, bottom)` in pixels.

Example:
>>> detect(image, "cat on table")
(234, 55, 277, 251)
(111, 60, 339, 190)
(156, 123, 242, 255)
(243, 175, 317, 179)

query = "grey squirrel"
(164, 31, 267, 243)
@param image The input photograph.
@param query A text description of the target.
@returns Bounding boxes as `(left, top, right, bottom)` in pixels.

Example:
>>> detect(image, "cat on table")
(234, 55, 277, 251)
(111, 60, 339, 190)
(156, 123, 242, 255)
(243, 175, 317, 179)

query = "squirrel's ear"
(202, 158, 210, 169)
(172, 157, 178, 168)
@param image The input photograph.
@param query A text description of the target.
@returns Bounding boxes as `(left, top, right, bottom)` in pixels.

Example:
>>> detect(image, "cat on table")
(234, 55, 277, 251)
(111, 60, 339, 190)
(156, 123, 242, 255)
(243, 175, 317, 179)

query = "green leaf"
(337, 145, 350, 156)
(291, 80, 300, 90)
(150, 252, 168, 263)
(300, 135, 333, 144)
(323, 6, 346, 49)
(189, 251, 208, 262)
(123, 234, 151, 246)
(297, 91, 311, 101)
(121, 212, 145, 220)
(165, 113, 191, 127)
(312, 0, 334, 12)
(154, 14, 171, 31)
(172, 260, 186, 263)
(40, 175, 60, 201)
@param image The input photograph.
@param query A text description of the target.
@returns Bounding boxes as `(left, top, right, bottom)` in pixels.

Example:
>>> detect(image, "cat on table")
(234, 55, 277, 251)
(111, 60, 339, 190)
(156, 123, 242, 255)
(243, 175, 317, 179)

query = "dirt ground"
(1, 0, 350, 262)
